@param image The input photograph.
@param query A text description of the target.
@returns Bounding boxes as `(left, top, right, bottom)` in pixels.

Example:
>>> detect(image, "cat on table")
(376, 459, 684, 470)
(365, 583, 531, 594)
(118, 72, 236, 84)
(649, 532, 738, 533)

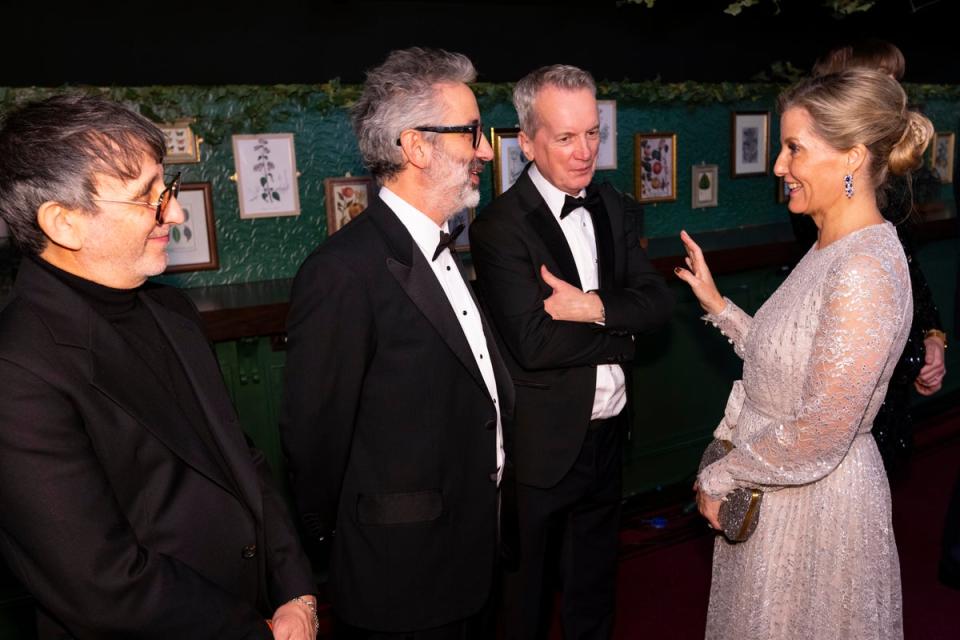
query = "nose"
(772, 147, 788, 178)
(161, 195, 186, 226)
(476, 132, 494, 162)
(573, 135, 592, 161)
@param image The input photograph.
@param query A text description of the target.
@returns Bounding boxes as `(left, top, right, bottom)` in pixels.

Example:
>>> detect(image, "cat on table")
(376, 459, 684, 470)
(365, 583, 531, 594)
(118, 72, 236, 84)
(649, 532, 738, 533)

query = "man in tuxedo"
(281, 48, 513, 638)
(0, 95, 317, 639)
(470, 65, 673, 639)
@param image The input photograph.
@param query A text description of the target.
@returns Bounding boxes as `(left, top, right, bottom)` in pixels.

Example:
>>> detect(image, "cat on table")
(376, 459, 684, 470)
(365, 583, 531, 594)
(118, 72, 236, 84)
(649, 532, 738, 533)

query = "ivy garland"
(2, 81, 958, 148)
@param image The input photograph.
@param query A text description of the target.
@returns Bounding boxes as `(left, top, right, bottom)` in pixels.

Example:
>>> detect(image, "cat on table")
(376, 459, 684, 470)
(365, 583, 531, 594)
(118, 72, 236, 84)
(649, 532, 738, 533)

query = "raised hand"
(674, 230, 726, 315)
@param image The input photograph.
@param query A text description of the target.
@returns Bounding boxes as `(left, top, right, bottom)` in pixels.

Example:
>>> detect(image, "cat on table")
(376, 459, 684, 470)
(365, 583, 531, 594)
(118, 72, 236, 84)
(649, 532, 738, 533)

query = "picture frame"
(158, 122, 202, 164)
(596, 100, 618, 170)
(776, 175, 790, 204)
(164, 182, 219, 273)
(324, 175, 376, 236)
(691, 164, 719, 209)
(447, 207, 475, 252)
(634, 132, 677, 203)
(232, 133, 301, 219)
(931, 131, 955, 184)
(731, 111, 770, 177)
(491, 127, 530, 196)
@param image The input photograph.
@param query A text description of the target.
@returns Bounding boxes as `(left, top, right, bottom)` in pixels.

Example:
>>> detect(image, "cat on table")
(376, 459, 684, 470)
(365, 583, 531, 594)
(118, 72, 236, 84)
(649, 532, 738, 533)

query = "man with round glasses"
(0, 94, 317, 639)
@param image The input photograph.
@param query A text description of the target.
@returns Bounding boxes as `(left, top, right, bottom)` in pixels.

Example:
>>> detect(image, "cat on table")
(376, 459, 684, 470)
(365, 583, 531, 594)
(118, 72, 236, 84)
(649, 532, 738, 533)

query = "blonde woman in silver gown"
(675, 69, 933, 640)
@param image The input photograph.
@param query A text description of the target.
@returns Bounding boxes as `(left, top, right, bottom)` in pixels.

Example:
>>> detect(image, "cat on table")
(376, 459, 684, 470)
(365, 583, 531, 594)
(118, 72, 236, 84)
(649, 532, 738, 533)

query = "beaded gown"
(698, 222, 911, 640)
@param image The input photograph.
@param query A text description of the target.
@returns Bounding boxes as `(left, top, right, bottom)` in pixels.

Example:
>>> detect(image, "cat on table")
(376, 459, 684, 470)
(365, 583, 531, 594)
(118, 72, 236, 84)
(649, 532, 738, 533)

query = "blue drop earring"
(843, 173, 854, 198)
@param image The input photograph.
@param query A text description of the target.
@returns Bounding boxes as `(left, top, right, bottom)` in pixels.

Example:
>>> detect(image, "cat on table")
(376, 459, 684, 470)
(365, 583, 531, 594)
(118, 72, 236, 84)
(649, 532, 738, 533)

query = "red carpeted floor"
(316, 407, 960, 639)
(603, 408, 960, 640)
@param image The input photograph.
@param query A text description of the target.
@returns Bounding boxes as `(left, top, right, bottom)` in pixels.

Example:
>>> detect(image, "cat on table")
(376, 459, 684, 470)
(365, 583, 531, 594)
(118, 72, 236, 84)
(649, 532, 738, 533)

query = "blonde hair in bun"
(778, 68, 933, 190)
(888, 111, 933, 176)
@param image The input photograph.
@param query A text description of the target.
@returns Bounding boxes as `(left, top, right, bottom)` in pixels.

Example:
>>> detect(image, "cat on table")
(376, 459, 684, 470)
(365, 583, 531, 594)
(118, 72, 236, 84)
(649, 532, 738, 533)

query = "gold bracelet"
(924, 329, 948, 350)
(288, 596, 319, 633)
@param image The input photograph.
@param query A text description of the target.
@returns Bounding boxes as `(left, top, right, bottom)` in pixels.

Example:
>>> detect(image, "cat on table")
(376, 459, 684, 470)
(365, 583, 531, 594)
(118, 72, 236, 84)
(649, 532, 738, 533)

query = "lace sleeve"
(699, 252, 908, 499)
(703, 297, 752, 359)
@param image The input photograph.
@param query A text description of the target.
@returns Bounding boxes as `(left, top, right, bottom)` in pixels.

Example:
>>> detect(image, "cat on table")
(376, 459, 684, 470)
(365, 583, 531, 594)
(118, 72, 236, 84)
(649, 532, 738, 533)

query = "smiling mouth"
(787, 182, 801, 192)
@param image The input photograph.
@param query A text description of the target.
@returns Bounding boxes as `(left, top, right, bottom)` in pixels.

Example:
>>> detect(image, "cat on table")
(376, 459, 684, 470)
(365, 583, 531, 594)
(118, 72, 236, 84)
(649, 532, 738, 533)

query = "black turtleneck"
(31, 255, 236, 489)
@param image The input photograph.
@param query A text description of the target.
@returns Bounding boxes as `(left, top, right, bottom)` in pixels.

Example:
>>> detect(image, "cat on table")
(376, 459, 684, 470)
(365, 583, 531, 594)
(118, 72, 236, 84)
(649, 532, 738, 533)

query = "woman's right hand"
(674, 230, 726, 315)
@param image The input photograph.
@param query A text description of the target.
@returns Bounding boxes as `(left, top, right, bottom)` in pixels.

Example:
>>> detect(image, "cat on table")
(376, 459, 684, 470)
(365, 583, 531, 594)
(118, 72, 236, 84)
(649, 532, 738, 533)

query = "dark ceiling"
(4, 0, 957, 86)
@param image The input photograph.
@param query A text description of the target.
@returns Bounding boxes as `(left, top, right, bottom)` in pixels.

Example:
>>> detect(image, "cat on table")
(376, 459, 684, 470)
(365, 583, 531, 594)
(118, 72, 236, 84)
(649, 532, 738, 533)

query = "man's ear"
(518, 130, 536, 162)
(36, 201, 84, 251)
(397, 129, 432, 170)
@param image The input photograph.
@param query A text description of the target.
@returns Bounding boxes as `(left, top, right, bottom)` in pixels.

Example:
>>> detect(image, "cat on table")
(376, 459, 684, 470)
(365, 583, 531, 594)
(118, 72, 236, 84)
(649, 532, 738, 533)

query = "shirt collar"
(379, 186, 449, 261)
(528, 163, 586, 222)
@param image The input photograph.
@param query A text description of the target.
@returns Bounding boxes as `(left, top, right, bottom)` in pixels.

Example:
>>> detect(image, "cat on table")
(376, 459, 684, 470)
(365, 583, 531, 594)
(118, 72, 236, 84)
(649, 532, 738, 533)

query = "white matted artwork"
(232, 133, 301, 218)
(731, 111, 770, 177)
(491, 128, 530, 196)
(165, 182, 219, 273)
(691, 164, 719, 209)
(596, 100, 617, 170)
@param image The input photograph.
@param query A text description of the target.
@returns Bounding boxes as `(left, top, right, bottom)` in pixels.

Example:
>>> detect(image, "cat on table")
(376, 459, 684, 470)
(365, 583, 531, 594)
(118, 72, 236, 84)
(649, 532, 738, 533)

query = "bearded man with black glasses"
(281, 47, 513, 639)
(0, 94, 317, 639)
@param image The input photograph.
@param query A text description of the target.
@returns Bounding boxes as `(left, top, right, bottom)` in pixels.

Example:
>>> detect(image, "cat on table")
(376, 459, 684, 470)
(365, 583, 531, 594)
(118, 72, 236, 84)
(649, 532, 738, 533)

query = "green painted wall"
(4, 84, 955, 289)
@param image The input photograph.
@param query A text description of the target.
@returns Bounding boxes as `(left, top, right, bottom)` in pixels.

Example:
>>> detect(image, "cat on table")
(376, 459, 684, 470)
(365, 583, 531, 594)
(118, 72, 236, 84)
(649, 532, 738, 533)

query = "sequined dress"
(698, 222, 911, 640)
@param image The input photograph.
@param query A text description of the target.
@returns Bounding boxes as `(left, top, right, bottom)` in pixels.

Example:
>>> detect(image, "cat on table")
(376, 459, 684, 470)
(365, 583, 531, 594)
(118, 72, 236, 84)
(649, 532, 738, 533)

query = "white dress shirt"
(380, 187, 504, 479)
(527, 165, 627, 420)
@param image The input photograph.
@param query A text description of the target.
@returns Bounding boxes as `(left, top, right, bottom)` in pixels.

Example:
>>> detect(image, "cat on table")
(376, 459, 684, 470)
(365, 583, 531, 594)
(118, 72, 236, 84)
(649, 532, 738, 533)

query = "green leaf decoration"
(699, 173, 711, 189)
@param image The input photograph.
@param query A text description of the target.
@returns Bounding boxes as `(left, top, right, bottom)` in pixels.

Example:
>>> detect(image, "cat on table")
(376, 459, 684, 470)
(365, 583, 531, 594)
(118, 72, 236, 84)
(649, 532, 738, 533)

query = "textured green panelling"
(1, 84, 958, 287)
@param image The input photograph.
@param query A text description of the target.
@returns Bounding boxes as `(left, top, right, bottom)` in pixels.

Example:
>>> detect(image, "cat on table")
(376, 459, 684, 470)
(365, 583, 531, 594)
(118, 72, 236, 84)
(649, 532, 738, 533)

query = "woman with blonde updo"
(676, 68, 931, 639)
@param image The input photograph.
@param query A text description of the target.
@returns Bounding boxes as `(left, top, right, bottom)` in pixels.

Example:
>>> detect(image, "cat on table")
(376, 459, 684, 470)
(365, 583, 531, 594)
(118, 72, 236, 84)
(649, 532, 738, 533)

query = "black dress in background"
(789, 175, 944, 473)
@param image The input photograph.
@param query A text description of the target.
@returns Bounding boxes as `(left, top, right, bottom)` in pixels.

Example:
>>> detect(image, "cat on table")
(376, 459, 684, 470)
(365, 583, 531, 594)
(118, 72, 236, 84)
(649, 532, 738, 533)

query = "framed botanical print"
(932, 131, 955, 184)
(164, 182, 219, 273)
(634, 132, 677, 203)
(691, 164, 719, 209)
(596, 100, 618, 170)
(232, 133, 301, 218)
(731, 111, 770, 177)
(324, 175, 376, 236)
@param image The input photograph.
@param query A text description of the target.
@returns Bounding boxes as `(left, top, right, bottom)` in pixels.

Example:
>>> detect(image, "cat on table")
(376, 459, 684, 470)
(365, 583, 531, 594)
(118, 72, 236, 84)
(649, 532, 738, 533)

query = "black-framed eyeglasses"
(93, 171, 182, 225)
(395, 121, 482, 149)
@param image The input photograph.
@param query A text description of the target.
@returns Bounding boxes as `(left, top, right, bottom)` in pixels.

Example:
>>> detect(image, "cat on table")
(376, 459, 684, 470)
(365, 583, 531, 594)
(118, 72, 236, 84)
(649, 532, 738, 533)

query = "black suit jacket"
(281, 197, 515, 632)
(0, 258, 314, 640)
(470, 168, 673, 489)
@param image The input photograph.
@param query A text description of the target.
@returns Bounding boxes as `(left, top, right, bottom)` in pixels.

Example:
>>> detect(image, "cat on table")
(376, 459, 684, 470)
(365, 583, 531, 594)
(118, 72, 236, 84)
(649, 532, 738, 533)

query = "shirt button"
(462, 310, 467, 316)
(446, 266, 451, 271)
(241, 544, 257, 559)
(479, 353, 484, 359)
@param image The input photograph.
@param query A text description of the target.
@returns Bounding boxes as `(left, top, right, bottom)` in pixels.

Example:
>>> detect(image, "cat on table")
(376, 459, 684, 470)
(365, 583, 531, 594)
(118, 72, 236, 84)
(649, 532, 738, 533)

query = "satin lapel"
(512, 170, 581, 288)
(588, 194, 616, 289)
(141, 295, 263, 518)
(89, 310, 238, 498)
(368, 200, 489, 394)
(598, 186, 627, 287)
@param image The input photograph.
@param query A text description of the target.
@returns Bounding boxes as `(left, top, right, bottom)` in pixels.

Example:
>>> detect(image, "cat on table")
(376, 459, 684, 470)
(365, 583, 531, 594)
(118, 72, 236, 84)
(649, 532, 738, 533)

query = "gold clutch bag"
(698, 439, 763, 543)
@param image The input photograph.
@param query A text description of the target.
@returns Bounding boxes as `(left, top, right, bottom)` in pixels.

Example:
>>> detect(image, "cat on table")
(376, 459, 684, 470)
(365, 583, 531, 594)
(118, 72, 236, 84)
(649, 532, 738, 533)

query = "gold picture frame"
(491, 127, 529, 196)
(634, 132, 677, 204)
(932, 131, 955, 184)
(324, 175, 375, 236)
(158, 121, 202, 164)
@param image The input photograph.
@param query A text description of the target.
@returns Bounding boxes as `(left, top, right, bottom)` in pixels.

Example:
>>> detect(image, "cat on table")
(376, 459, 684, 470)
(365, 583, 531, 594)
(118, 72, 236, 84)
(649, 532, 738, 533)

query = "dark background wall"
(3, 0, 959, 86)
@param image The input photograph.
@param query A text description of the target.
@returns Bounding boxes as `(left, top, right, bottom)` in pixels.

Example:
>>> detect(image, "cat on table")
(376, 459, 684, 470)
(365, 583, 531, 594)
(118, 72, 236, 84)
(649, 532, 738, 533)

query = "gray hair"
(0, 94, 165, 255)
(350, 47, 477, 182)
(513, 65, 597, 136)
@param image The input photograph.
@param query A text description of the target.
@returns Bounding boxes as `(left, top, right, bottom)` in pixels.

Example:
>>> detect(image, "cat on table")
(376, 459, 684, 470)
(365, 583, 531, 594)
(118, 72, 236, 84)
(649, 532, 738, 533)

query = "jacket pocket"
(357, 489, 443, 525)
(512, 378, 551, 390)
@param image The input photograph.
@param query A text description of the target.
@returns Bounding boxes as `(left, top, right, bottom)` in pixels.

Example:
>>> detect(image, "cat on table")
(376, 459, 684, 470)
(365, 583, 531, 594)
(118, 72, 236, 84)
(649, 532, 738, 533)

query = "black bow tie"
(560, 189, 601, 219)
(432, 223, 465, 261)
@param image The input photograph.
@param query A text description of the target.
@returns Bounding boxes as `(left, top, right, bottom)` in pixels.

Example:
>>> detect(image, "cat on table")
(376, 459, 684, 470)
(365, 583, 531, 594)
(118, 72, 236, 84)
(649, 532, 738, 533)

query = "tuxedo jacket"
(0, 258, 314, 640)
(470, 168, 673, 489)
(281, 197, 515, 632)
